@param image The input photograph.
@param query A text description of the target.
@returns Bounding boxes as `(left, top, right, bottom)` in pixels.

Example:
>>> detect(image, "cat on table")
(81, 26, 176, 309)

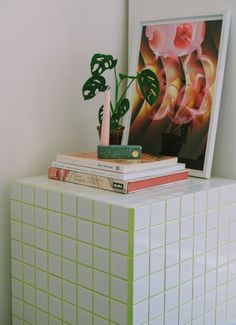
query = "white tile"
(133, 228, 149, 255)
(204, 309, 215, 324)
(48, 190, 62, 212)
(217, 284, 227, 305)
(219, 205, 230, 226)
(194, 233, 205, 256)
(205, 289, 216, 312)
(48, 233, 62, 256)
(194, 191, 207, 213)
(134, 205, 150, 230)
(22, 204, 34, 225)
(94, 201, 110, 225)
(63, 259, 76, 283)
(149, 315, 164, 325)
(181, 215, 193, 239)
(49, 254, 61, 277)
(231, 183, 236, 202)
(207, 208, 218, 230)
(111, 299, 127, 325)
(166, 197, 180, 221)
(194, 275, 205, 298)
(78, 197, 93, 220)
(111, 205, 129, 230)
(150, 293, 164, 319)
(48, 211, 62, 234)
(111, 253, 128, 279)
(194, 254, 205, 277)
(11, 260, 23, 280)
(24, 283, 35, 305)
(23, 244, 34, 265)
(62, 237, 76, 261)
(12, 297, 23, 319)
(181, 193, 194, 217)
(63, 214, 76, 238)
(166, 242, 179, 267)
(111, 277, 128, 303)
(49, 316, 62, 325)
(166, 264, 179, 290)
(206, 269, 217, 292)
(78, 264, 92, 289)
(78, 219, 92, 244)
(166, 220, 179, 245)
(216, 303, 226, 325)
(151, 224, 165, 249)
(11, 220, 22, 241)
(94, 315, 109, 325)
(181, 237, 193, 261)
(220, 185, 231, 206)
(217, 264, 227, 285)
(35, 249, 47, 271)
(35, 207, 47, 229)
(226, 297, 236, 319)
(192, 316, 204, 325)
(22, 184, 34, 204)
(23, 264, 35, 286)
(11, 201, 22, 221)
(11, 240, 22, 261)
(180, 280, 192, 304)
(62, 193, 76, 216)
(94, 224, 110, 249)
(230, 222, 236, 242)
(230, 202, 236, 222)
(23, 224, 34, 246)
(36, 310, 48, 325)
(35, 187, 47, 208)
(49, 275, 62, 298)
(192, 295, 204, 319)
(36, 270, 48, 292)
(207, 188, 219, 209)
(78, 242, 92, 267)
(206, 249, 217, 272)
(24, 303, 35, 324)
(150, 270, 164, 296)
(218, 225, 229, 248)
(94, 247, 109, 273)
(94, 292, 109, 319)
(133, 253, 149, 279)
(165, 286, 178, 312)
(63, 280, 76, 304)
(180, 259, 193, 282)
(11, 182, 21, 200)
(36, 289, 48, 312)
(179, 302, 192, 325)
(194, 212, 206, 235)
(35, 228, 47, 250)
(78, 287, 92, 311)
(133, 276, 149, 304)
(165, 308, 178, 325)
(12, 279, 23, 300)
(206, 229, 218, 251)
(94, 270, 109, 296)
(78, 308, 92, 325)
(229, 259, 236, 279)
(63, 302, 76, 324)
(49, 295, 62, 319)
(151, 201, 165, 226)
(150, 247, 164, 273)
(133, 299, 148, 325)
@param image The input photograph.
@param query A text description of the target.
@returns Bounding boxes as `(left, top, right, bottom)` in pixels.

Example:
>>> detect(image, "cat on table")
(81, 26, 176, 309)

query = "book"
(48, 166, 189, 194)
(56, 151, 178, 173)
(51, 160, 186, 181)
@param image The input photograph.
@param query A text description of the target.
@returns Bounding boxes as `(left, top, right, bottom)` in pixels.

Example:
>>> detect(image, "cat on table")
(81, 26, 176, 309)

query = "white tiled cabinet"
(10, 176, 236, 325)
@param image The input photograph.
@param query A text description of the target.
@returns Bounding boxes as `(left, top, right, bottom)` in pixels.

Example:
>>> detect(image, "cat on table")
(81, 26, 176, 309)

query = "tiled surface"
(10, 176, 236, 325)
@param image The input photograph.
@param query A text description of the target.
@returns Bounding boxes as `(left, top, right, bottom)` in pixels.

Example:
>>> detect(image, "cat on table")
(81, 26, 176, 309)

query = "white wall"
(128, 0, 236, 180)
(0, 1, 127, 323)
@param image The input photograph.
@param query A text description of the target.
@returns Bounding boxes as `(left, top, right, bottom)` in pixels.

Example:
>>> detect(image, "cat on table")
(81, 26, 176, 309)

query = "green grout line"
(109, 203, 112, 323)
(163, 200, 166, 325)
(191, 192, 196, 324)
(76, 195, 79, 325)
(92, 199, 95, 325)
(148, 204, 151, 324)
(127, 208, 134, 325)
(177, 197, 181, 325)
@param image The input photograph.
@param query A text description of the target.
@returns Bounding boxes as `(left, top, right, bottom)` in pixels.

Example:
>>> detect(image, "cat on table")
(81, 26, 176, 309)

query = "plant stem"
(114, 66, 119, 113)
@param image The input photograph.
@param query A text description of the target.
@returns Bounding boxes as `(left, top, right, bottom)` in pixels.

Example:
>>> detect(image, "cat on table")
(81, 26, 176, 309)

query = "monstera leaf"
(116, 98, 130, 120)
(91, 53, 117, 76)
(82, 75, 107, 100)
(137, 69, 160, 106)
(98, 105, 104, 125)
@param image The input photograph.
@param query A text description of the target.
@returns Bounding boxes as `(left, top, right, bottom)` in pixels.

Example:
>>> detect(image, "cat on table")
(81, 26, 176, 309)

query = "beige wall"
(128, 0, 236, 179)
(0, 1, 127, 323)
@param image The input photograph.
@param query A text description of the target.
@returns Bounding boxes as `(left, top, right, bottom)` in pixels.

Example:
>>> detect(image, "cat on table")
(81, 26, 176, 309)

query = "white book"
(51, 160, 186, 181)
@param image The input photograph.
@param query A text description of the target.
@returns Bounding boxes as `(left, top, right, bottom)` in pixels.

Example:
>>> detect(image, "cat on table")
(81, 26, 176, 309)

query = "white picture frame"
(123, 11, 231, 178)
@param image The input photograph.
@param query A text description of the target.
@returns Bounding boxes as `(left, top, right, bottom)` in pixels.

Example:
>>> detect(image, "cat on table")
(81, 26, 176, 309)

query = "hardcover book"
(48, 166, 189, 194)
(56, 151, 178, 173)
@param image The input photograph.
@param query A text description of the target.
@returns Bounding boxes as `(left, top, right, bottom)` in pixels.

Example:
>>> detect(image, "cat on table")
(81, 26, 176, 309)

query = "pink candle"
(100, 89, 110, 146)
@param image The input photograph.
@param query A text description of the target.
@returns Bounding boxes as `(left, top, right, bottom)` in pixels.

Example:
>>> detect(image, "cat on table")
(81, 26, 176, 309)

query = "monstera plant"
(82, 53, 160, 134)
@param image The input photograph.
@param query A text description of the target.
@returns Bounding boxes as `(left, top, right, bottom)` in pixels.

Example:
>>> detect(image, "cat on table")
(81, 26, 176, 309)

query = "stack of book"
(48, 151, 189, 194)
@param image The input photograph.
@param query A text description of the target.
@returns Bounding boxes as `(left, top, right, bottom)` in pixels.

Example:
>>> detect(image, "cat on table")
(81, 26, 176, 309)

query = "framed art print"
(123, 11, 231, 178)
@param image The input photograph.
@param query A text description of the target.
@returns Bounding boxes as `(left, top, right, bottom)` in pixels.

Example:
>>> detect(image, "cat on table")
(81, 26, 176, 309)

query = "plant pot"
(97, 125, 125, 145)
(160, 133, 183, 156)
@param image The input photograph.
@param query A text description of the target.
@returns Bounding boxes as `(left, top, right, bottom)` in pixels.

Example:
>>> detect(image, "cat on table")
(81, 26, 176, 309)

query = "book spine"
(51, 161, 125, 180)
(48, 167, 128, 194)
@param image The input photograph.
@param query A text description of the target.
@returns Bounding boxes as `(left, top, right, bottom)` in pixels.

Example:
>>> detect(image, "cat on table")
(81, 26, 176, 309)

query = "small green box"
(97, 145, 142, 159)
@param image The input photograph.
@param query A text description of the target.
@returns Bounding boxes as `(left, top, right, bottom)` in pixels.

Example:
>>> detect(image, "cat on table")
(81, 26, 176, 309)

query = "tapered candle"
(100, 89, 110, 146)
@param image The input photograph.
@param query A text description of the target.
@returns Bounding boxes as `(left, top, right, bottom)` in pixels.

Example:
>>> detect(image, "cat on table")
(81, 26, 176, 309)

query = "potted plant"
(82, 53, 160, 144)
